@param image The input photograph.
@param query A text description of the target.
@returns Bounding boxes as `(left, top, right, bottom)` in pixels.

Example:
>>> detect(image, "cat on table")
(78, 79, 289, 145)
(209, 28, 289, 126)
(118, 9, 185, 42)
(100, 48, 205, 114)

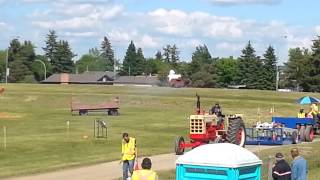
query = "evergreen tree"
(170, 44, 180, 68)
(100, 36, 115, 71)
(54, 40, 75, 73)
(236, 41, 263, 89)
(216, 57, 238, 87)
(163, 45, 171, 63)
(19, 41, 36, 70)
(189, 44, 212, 75)
(0, 50, 6, 81)
(188, 45, 216, 87)
(43, 30, 58, 63)
(136, 47, 146, 75)
(284, 48, 309, 90)
(7, 39, 36, 82)
(155, 50, 162, 61)
(303, 36, 320, 92)
(8, 59, 29, 82)
(262, 46, 277, 90)
(89, 47, 100, 57)
(122, 41, 137, 75)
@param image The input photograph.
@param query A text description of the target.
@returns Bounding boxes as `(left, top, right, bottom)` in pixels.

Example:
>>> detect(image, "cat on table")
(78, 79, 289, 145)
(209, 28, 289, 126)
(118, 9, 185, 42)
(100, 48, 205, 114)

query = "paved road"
(7, 145, 275, 180)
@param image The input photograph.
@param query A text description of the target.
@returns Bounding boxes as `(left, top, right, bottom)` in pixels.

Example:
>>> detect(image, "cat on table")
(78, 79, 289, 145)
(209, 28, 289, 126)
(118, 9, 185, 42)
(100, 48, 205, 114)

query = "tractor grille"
(190, 118, 205, 134)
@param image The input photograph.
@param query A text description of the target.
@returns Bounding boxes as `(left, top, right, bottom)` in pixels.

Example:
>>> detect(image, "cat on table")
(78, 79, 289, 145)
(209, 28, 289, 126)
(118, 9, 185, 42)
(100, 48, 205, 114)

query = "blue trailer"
(272, 117, 319, 142)
(245, 127, 298, 145)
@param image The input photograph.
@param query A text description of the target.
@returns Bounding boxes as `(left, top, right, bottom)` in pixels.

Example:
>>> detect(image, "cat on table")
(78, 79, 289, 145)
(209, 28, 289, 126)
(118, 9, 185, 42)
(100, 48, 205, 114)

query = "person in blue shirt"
(290, 148, 307, 180)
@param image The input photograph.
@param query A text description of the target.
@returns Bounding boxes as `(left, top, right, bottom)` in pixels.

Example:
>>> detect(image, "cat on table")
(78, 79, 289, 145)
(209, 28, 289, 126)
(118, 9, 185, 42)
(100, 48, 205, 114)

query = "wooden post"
(3, 126, 7, 150)
(268, 155, 273, 180)
(66, 120, 70, 138)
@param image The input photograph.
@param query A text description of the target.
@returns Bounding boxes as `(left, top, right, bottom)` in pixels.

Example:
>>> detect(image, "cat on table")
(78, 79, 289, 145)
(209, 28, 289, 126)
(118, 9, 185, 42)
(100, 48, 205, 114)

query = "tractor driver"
(211, 103, 225, 127)
(211, 103, 222, 116)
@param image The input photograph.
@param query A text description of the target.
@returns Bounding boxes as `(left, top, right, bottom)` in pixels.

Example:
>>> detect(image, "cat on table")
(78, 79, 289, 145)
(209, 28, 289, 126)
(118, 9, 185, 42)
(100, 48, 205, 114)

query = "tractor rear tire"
(175, 136, 185, 155)
(291, 131, 298, 144)
(305, 125, 314, 142)
(299, 126, 306, 142)
(227, 117, 246, 147)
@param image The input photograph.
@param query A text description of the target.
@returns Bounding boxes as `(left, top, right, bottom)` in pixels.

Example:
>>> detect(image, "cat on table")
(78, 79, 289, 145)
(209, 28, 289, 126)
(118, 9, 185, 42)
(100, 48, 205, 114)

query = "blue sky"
(1, 0, 320, 64)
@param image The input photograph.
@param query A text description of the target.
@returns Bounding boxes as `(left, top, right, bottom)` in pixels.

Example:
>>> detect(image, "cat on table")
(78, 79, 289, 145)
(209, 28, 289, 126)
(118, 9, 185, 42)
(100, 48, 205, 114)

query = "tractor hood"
(176, 143, 262, 168)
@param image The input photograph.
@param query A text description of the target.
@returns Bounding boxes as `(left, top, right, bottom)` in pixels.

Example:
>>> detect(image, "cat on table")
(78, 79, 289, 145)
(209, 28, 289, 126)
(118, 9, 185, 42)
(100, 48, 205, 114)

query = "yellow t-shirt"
(297, 112, 305, 118)
(310, 104, 319, 115)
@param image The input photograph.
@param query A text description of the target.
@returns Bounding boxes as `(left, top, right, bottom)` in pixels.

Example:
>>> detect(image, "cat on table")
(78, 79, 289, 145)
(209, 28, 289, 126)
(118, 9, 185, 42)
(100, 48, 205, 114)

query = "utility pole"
(113, 58, 116, 80)
(276, 66, 279, 91)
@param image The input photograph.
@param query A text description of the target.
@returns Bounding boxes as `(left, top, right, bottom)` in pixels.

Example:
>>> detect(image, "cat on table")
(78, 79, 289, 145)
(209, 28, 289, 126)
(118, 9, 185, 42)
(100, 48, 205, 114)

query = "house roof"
(113, 76, 160, 85)
(43, 71, 115, 83)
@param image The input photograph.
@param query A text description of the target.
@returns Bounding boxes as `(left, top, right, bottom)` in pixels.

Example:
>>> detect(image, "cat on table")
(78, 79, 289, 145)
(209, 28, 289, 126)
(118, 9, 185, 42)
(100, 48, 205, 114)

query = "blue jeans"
(123, 159, 135, 180)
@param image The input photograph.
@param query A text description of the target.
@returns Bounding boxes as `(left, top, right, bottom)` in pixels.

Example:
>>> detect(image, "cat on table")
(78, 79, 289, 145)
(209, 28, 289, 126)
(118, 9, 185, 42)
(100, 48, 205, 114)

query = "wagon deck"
(71, 98, 119, 116)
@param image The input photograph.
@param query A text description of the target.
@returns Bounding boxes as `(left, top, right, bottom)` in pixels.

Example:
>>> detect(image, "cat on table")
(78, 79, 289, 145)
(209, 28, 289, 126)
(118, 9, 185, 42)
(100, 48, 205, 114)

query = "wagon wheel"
(108, 109, 119, 116)
(291, 131, 298, 144)
(175, 136, 185, 155)
(299, 126, 306, 142)
(305, 125, 314, 142)
(227, 117, 246, 147)
(79, 110, 88, 116)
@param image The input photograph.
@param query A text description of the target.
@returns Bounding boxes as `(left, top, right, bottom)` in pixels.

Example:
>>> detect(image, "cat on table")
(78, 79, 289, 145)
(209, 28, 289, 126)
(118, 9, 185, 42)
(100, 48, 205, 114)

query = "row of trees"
(0, 30, 75, 82)
(0, 30, 320, 92)
(284, 36, 320, 92)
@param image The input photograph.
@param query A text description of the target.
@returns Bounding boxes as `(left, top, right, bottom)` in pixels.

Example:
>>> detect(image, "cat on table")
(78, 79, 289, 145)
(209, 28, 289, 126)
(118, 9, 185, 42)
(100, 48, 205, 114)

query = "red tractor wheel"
(227, 117, 246, 147)
(175, 136, 185, 155)
(305, 125, 314, 142)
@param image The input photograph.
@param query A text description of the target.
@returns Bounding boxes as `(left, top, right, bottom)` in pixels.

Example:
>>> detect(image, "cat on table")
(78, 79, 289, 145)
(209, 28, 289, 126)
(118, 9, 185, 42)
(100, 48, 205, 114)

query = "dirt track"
(7, 145, 275, 180)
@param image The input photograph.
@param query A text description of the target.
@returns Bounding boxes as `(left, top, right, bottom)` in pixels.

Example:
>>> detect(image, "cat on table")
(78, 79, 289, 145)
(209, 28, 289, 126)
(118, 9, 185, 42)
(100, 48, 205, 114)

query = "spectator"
(291, 148, 307, 180)
(297, 109, 305, 118)
(132, 158, 158, 180)
(272, 152, 292, 180)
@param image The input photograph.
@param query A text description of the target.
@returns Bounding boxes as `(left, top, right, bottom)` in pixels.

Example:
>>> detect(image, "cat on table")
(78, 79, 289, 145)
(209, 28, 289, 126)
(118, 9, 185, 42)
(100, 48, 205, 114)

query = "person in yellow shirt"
(297, 109, 305, 118)
(309, 103, 319, 118)
(122, 133, 136, 180)
(132, 158, 158, 180)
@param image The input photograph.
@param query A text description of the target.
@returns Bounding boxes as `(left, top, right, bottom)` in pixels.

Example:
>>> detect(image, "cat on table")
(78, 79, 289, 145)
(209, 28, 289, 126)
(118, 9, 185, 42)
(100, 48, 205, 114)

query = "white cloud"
(285, 35, 312, 49)
(207, 0, 282, 6)
(216, 42, 244, 52)
(315, 25, 320, 35)
(137, 35, 160, 48)
(108, 29, 137, 42)
(23, 0, 112, 3)
(148, 9, 245, 38)
(31, 4, 123, 30)
(63, 31, 98, 38)
(148, 9, 191, 36)
(32, 16, 100, 29)
(0, 21, 14, 32)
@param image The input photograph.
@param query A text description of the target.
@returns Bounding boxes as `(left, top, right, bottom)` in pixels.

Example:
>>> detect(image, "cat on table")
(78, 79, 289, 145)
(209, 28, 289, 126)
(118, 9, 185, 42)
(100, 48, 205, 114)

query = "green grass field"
(0, 84, 318, 177)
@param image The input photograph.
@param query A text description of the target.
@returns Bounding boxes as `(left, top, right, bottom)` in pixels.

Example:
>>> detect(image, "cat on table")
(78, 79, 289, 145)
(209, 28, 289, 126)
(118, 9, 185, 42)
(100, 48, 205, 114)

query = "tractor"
(174, 94, 246, 155)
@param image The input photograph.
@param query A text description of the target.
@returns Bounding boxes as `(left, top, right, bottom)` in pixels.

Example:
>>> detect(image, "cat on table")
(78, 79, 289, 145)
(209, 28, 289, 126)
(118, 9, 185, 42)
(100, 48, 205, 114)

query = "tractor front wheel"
(175, 136, 185, 155)
(227, 117, 246, 147)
